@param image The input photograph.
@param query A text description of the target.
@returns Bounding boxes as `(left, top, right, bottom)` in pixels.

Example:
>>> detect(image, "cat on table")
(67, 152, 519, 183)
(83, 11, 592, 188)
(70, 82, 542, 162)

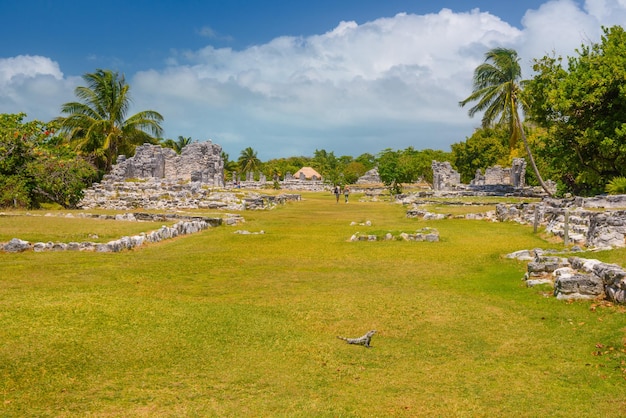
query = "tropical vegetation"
(55, 69, 164, 174)
(0, 113, 97, 208)
(459, 47, 552, 196)
(524, 25, 626, 195)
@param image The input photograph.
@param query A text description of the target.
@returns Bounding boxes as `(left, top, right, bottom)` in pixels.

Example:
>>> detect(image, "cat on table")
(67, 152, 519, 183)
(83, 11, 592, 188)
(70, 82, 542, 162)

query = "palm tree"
(175, 136, 192, 153)
(162, 136, 193, 154)
(56, 69, 164, 173)
(459, 48, 552, 196)
(237, 147, 262, 180)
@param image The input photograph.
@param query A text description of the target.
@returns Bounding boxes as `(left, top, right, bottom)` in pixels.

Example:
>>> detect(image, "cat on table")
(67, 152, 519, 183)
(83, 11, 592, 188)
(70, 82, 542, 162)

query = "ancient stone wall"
(431, 161, 461, 191)
(107, 142, 224, 186)
(496, 200, 626, 249)
(516, 250, 626, 304)
(431, 158, 538, 195)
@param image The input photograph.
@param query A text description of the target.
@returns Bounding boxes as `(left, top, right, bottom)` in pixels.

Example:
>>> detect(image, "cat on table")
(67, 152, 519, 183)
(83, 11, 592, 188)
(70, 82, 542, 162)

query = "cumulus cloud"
(3, 1, 626, 158)
(0, 55, 78, 121)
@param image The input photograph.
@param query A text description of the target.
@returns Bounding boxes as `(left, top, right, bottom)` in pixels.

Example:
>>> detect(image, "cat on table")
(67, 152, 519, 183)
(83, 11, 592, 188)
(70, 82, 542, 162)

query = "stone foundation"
(516, 250, 626, 303)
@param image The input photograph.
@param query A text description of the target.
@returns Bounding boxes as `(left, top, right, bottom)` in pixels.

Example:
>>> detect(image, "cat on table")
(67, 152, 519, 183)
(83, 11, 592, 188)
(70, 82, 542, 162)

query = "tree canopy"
(56, 69, 163, 174)
(460, 47, 552, 195)
(524, 25, 626, 195)
(0, 113, 97, 208)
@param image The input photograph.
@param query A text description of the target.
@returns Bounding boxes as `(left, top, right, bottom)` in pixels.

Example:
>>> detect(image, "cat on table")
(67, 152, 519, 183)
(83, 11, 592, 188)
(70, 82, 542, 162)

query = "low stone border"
(2, 219, 211, 253)
(350, 228, 439, 242)
(508, 249, 626, 304)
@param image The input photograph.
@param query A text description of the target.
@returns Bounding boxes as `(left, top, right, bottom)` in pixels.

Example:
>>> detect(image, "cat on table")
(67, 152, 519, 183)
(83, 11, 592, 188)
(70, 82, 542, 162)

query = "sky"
(1, 0, 625, 160)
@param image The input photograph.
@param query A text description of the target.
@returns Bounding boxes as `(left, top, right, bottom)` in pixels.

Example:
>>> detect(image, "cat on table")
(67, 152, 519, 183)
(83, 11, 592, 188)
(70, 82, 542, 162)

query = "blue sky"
(1, 0, 623, 160)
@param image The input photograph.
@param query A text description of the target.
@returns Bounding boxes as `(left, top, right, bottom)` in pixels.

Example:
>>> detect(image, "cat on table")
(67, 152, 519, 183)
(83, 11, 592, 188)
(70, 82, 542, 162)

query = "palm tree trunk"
(517, 117, 553, 196)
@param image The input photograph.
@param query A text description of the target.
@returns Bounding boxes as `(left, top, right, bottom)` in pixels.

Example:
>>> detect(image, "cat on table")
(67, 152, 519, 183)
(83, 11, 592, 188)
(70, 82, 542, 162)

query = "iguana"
(337, 330, 376, 348)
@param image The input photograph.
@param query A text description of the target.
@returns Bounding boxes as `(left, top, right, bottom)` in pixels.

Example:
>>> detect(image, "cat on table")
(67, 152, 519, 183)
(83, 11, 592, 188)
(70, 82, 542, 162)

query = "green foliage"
(525, 26, 626, 195)
(311, 149, 342, 185)
(378, 147, 451, 194)
(56, 69, 163, 173)
(263, 156, 310, 181)
(26, 153, 97, 208)
(460, 48, 552, 195)
(237, 147, 262, 178)
(160, 136, 192, 154)
(0, 175, 31, 207)
(605, 177, 626, 194)
(0, 113, 97, 208)
(355, 153, 377, 171)
(451, 127, 509, 183)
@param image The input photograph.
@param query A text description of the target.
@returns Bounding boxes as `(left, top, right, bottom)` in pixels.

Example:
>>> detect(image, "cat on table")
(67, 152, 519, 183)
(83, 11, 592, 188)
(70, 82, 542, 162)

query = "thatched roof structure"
(293, 166, 322, 180)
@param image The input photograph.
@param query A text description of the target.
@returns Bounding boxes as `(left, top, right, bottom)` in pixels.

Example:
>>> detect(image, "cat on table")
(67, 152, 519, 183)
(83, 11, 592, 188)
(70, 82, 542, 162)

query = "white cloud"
(3, 2, 626, 158)
(0, 55, 78, 121)
(0, 55, 63, 86)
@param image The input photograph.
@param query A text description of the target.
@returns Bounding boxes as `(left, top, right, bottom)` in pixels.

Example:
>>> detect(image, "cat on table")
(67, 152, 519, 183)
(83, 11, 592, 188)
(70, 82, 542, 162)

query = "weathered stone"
(356, 168, 381, 184)
(554, 273, 604, 300)
(3, 238, 30, 252)
(432, 161, 461, 191)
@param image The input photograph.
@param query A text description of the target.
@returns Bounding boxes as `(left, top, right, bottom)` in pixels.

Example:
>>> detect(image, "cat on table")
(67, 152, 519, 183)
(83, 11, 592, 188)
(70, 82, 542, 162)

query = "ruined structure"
(356, 168, 381, 184)
(107, 142, 224, 186)
(431, 161, 461, 191)
(431, 158, 546, 195)
(470, 158, 526, 187)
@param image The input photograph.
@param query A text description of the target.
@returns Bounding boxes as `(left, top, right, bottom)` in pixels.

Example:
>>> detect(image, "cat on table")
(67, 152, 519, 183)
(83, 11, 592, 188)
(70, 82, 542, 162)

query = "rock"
(554, 273, 604, 300)
(3, 238, 30, 252)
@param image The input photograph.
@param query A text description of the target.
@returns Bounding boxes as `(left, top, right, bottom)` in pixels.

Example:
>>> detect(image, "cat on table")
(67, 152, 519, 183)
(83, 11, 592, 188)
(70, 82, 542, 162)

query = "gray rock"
(3, 238, 30, 252)
(554, 273, 604, 300)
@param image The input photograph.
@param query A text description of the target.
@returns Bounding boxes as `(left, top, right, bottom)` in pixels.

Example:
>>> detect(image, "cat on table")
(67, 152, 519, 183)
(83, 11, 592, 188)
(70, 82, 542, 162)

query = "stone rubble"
(1, 219, 214, 253)
(349, 228, 439, 242)
(508, 249, 626, 303)
(495, 199, 626, 249)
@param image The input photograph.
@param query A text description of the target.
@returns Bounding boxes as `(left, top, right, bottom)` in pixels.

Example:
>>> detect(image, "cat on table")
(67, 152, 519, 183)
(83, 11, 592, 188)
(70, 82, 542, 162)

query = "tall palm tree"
(56, 69, 164, 172)
(237, 147, 262, 180)
(459, 48, 552, 196)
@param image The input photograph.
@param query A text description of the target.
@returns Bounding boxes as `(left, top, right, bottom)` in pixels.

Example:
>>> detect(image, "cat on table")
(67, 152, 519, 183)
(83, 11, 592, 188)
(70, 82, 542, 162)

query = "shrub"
(605, 177, 626, 195)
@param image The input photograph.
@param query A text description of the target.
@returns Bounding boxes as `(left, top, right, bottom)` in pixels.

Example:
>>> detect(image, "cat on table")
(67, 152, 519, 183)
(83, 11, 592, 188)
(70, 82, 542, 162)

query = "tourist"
(344, 186, 350, 203)
(334, 185, 340, 203)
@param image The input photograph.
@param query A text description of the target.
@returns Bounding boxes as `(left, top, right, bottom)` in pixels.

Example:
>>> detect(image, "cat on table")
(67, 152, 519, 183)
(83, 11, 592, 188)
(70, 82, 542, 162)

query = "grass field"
(1, 192, 625, 417)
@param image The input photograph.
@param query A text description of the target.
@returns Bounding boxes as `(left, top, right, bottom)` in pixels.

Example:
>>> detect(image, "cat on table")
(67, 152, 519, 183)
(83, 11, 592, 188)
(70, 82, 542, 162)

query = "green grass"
(1, 192, 625, 417)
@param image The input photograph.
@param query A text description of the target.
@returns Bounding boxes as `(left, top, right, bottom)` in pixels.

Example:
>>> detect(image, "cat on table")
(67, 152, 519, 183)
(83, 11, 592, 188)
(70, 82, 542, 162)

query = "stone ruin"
(470, 158, 526, 188)
(509, 249, 626, 304)
(107, 142, 224, 186)
(356, 168, 381, 184)
(430, 158, 548, 196)
(496, 197, 626, 250)
(431, 161, 461, 192)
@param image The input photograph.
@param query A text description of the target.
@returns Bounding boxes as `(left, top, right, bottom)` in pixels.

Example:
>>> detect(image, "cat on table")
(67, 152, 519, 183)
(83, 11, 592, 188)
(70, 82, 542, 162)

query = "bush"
(605, 177, 626, 195)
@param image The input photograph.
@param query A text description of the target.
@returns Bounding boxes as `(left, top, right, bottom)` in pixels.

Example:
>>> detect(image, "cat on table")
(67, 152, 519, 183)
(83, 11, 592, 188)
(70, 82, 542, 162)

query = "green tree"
(460, 48, 552, 195)
(451, 127, 510, 183)
(355, 153, 377, 171)
(263, 156, 310, 181)
(312, 149, 343, 186)
(56, 69, 164, 173)
(377, 148, 410, 195)
(237, 147, 262, 179)
(0, 113, 96, 208)
(524, 26, 626, 195)
(161, 136, 192, 154)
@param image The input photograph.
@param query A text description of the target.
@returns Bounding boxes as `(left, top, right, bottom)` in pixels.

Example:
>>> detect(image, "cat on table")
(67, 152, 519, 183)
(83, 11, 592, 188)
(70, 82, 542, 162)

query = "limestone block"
(3, 238, 30, 252)
(554, 273, 604, 300)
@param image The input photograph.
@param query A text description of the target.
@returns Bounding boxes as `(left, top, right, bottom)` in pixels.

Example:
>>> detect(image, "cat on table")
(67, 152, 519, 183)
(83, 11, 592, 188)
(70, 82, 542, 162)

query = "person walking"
(344, 186, 350, 203)
(334, 185, 340, 203)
